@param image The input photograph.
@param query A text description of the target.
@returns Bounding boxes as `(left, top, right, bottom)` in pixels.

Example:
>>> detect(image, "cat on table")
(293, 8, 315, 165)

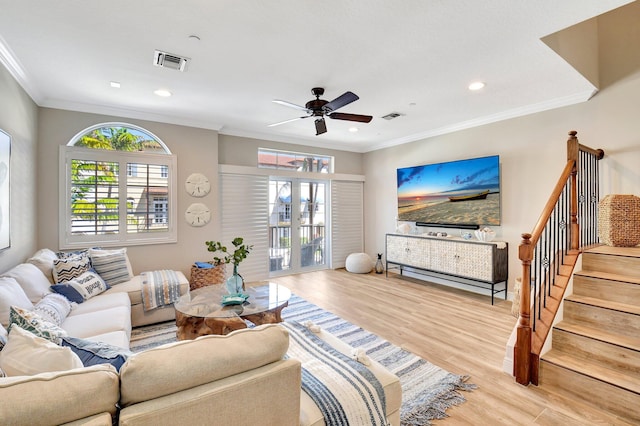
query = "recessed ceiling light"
(154, 89, 172, 97)
(110, 81, 121, 88)
(468, 81, 485, 91)
(349, 127, 359, 133)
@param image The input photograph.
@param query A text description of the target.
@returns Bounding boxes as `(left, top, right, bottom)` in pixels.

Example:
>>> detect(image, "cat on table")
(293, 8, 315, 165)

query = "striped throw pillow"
(90, 250, 132, 286)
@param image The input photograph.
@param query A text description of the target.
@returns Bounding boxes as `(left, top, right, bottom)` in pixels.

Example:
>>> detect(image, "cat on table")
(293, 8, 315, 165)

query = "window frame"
(59, 145, 177, 249)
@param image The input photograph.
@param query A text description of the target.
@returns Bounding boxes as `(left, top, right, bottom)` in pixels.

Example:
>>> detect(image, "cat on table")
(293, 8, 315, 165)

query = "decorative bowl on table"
(475, 228, 496, 242)
(221, 293, 250, 306)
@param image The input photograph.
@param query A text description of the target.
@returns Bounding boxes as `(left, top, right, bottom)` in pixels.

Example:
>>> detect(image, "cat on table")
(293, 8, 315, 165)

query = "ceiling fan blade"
(328, 112, 373, 123)
(314, 118, 327, 135)
(268, 116, 310, 127)
(322, 91, 359, 113)
(272, 99, 310, 112)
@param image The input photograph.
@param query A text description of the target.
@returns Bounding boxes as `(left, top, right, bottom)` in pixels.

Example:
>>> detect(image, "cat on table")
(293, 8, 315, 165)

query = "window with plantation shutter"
(60, 123, 177, 249)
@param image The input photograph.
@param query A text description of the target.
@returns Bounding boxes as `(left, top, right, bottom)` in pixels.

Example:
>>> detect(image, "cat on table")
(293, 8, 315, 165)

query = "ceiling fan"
(269, 87, 373, 135)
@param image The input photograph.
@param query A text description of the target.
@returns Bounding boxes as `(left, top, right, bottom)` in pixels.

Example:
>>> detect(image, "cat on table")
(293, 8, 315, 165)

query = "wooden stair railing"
(514, 131, 604, 386)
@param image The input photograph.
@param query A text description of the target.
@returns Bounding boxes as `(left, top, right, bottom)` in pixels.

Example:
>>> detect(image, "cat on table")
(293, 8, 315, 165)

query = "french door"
(268, 178, 327, 274)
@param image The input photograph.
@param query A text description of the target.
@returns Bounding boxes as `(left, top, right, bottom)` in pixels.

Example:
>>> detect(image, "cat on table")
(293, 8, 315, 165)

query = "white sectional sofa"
(0, 248, 401, 426)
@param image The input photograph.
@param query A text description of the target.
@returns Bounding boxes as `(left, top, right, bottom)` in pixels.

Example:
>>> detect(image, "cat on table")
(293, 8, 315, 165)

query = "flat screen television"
(397, 155, 500, 227)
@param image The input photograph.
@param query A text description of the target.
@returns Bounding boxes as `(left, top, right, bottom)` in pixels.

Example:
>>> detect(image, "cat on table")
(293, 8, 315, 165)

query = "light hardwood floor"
(271, 269, 633, 425)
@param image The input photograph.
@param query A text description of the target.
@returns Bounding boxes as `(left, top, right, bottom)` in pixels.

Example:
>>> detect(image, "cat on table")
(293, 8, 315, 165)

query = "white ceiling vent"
(153, 50, 189, 72)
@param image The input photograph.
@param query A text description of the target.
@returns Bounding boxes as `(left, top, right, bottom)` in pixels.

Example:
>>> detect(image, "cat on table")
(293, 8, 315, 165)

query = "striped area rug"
(130, 294, 476, 426)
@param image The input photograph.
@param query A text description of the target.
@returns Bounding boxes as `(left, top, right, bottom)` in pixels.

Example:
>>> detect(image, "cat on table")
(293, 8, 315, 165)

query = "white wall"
(362, 4, 640, 293)
(0, 60, 39, 272)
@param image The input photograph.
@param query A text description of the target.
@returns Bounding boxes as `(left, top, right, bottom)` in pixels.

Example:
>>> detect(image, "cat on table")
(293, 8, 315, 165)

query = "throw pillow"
(51, 270, 110, 304)
(0, 277, 34, 329)
(89, 248, 133, 286)
(56, 248, 91, 259)
(1, 263, 53, 304)
(9, 305, 68, 344)
(0, 325, 83, 376)
(33, 293, 73, 326)
(52, 254, 91, 284)
(61, 336, 133, 372)
(0, 324, 7, 351)
(26, 248, 59, 284)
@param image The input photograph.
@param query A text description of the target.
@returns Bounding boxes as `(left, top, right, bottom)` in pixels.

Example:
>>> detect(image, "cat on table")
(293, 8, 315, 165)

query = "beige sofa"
(1, 325, 302, 426)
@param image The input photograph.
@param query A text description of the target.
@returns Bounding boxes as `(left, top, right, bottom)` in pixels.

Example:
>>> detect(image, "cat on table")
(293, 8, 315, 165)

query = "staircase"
(539, 245, 640, 422)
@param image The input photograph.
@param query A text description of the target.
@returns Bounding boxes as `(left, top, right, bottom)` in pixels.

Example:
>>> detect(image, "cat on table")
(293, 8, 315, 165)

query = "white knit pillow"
(34, 294, 73, 326)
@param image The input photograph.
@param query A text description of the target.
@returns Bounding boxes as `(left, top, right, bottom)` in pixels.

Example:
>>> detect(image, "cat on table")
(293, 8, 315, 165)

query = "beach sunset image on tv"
(397, 155, 500, 226)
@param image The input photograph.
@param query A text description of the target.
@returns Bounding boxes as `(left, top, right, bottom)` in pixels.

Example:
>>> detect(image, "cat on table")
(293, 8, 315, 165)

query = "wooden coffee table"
(174, 282, 291, 339)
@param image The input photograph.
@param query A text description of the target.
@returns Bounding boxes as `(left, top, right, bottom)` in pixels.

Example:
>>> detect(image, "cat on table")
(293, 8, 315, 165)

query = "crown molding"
(368, 88, 598, 152)
(0, 35, 42, 103)
(40, 99, 224, 132)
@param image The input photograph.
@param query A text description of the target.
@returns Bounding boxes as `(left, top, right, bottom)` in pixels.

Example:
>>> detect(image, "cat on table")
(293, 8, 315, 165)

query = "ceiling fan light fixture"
(315, 118, 327, 136)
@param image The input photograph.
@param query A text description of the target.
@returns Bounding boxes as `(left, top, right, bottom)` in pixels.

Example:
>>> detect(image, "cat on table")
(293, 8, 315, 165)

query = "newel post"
(515, 233, 534, 385)
(567, 130, 580, 251)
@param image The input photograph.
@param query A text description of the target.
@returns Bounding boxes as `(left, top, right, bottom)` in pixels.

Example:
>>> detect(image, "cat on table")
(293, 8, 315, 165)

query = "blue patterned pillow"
(61, 336, 132, 372)
(51, 270, 110, 303)
(52, 254, 91, 284)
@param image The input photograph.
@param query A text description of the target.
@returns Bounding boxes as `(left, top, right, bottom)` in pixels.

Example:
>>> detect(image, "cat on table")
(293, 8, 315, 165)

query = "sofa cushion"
(89, 248, 134, 286)
(0, 277, 33, 328)
(9, 305, 68, 344)
(83, 330, 131, 351)
(51, 270, 110, 303)
(0, 325, 83, 376)
(61, 336, 133, 372)
(67, 291, 131, 317)
(1, 263, 53, 303)
(119, 323, 290, 407)
(34, 293, 73, 326)
(0, 364, 119, 425)
(52, 254, 91, 284)
(62, 305, 131, 340)
(26, 248, 58, 284)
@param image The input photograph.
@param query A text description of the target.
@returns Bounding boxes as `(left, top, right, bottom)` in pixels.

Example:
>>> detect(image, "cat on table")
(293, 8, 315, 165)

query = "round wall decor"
(185, 172, 210, 197)
(185, 202, 211, 227)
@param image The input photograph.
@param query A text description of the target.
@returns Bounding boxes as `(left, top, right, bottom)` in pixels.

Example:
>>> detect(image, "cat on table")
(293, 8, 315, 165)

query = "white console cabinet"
(385, 233, 508, 304)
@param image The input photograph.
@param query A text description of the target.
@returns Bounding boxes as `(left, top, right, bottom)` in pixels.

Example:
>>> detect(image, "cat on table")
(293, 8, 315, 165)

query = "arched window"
(60, 123, 177, 248)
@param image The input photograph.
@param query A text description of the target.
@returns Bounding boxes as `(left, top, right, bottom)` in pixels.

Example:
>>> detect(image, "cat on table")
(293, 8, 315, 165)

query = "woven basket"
(598, 194, 640, 247)
(189, 263, 227, 290)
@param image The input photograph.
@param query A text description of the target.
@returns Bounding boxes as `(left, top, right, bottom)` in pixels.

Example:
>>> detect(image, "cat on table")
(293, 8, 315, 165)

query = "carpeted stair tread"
(556, 321, 640, 352)
(543, 350, 640, 394)
(565, 294, 640, 316)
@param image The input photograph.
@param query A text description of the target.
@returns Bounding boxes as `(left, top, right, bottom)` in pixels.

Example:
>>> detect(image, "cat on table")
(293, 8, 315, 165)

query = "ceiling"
(0, 1, 633, 153)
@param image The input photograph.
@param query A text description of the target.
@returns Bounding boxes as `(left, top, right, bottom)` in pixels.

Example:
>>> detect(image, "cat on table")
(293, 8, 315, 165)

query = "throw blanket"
(283, 321, 388, 426)
(140, 270, 181, 311)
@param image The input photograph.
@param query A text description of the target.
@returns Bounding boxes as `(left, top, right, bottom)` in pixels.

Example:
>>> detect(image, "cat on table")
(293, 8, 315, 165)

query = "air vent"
(381, 112, 403, 120)
(153, 50, 189, 72)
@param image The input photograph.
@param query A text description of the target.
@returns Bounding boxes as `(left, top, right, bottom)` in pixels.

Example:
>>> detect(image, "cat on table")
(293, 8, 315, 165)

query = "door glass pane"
(269, 180, 292, 272)
(300, 182, 325, 268)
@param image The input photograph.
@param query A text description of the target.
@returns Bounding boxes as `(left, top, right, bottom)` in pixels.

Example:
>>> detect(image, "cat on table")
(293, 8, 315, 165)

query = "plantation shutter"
(220, 173, 269, 282)
(331, 180, 364, 269)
